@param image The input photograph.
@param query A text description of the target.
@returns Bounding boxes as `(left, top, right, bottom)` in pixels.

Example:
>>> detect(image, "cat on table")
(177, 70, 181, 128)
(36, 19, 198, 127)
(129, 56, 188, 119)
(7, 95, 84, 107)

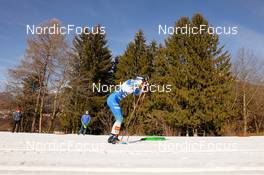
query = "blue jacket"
(81, 114, 91, 126)
(13, 111, 22, 121)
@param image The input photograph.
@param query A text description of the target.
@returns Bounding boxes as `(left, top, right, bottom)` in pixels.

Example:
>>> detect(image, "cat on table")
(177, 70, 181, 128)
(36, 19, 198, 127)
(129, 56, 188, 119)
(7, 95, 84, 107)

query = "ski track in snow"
(0, 132, 264, 175)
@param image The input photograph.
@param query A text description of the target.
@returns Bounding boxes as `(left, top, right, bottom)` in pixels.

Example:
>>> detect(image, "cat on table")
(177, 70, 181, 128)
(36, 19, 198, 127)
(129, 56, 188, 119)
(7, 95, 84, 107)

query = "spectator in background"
(12, 109, 22, 133)
(78, 111, 91, 135)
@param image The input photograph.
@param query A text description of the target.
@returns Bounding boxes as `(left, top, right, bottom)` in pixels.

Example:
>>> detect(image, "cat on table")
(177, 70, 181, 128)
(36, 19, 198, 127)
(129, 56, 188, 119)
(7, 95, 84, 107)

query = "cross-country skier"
(107, 76, 147, 144)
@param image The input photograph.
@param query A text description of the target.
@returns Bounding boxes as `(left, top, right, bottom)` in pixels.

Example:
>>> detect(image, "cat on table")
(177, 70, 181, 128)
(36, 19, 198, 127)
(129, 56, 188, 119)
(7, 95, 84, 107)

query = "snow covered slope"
(0, 132, 263, 175)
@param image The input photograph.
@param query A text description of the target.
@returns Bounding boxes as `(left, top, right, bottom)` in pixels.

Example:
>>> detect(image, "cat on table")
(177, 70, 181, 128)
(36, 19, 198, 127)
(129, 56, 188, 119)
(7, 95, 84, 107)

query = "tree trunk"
(20, 116, 24, 132)
(31, 88, 41, 132)
(48, 92, 58, 133)
(243, 88, 247, 135)
(38, 62, 48, 133)
(194, 129, 198, 136)
(253, 115, 260, 134)
(38, 92, 45, 133)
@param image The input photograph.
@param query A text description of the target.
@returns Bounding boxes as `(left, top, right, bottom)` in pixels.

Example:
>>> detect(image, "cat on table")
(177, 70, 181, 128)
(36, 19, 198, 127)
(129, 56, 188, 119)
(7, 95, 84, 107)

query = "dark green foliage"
(161, 13, 234, 135)
(110, 14, 235, 136)
(62, 26, 113, 133)
(114, 31, 156, 133)
(115, 30, 149, 82)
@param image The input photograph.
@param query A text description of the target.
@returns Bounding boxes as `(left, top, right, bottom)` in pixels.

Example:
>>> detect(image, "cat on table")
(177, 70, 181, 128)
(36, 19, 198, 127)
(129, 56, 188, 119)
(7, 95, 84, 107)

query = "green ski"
(127, 136, 166, 143)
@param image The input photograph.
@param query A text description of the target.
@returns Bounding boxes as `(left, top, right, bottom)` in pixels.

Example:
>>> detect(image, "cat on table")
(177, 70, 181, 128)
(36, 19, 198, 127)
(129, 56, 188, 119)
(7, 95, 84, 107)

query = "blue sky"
(0, 0, 264, 90)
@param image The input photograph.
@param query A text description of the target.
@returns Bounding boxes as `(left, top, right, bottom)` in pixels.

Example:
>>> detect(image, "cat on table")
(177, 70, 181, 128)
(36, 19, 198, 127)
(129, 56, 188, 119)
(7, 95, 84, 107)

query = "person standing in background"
(78, 111, 91, 135)
(12, 108, 22, 133)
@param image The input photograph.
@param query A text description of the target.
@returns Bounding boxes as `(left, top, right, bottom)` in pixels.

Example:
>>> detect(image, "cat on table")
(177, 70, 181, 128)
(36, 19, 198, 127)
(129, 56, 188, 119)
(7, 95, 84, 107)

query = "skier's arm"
(133, 81, 148, 96)
(87, 115, 91, 125)
(81, 115, 86, 127)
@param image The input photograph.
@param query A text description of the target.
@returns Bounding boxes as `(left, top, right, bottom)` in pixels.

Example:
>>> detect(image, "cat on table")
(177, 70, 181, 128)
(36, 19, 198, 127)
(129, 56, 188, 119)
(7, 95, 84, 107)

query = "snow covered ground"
(0, 132, 264, 175)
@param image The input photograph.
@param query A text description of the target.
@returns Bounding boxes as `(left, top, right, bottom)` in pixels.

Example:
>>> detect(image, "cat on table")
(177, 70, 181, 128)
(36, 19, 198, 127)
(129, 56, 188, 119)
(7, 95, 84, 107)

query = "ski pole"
(120, 95, 140, 142)
(121, 92, 145, 142)
(126, 93, 145, 142)
(127, 81, 148, 128)
(126, 92, 144, 128)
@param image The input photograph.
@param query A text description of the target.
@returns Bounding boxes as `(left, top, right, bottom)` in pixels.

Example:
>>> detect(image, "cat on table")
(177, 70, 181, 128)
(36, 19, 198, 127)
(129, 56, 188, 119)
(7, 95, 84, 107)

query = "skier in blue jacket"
(107, 76, 147, 143)
(78, 111, 91, 135)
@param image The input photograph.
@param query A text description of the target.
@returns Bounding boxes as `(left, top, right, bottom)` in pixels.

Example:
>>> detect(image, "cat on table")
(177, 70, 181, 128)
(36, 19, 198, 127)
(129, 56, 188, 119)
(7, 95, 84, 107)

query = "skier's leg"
(111, 111, 123, 135)
(109, 112, 123, 144)
(107, 94, 123, 143)
(107, 98, 123, 135)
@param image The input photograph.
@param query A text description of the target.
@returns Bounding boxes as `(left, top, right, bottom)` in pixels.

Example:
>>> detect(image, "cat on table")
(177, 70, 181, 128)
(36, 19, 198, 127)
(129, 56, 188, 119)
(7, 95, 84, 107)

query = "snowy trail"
(0, 132, 264, 175)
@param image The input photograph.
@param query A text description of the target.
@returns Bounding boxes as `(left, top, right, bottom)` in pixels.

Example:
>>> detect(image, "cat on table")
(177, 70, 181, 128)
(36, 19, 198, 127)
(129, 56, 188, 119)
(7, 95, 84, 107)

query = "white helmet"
(134, 76, 147, 87)
(135, 76, 145, 81)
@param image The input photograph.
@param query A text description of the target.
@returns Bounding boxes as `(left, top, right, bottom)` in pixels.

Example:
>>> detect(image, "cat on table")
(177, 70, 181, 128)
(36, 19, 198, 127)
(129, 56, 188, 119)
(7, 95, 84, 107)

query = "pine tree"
(115, 30, 148, 82)
(165, 14, 234, 135)
(114, 30, 154, 134)
(63, 25, 113, 133)
(135, 38, 187, 135)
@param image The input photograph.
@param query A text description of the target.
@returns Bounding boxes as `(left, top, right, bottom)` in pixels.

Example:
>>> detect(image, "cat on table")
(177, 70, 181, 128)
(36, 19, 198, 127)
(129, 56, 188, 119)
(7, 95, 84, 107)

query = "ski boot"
(108, 134, 120, 144)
